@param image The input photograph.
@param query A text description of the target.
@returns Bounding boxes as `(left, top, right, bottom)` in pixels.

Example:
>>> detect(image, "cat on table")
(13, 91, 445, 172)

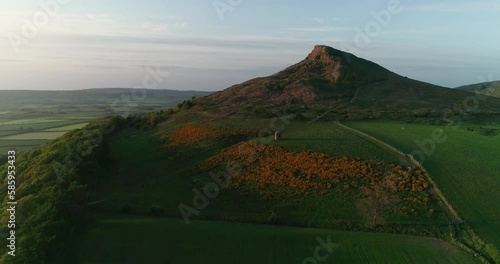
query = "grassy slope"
(347, 120, 500, 249)
(267, 121, 401, 162)
(458, 81, 500, 98)
(90, 116, 448, 225)
(194, 114, 401, 162)
(72, 115, 480, 263)
(69, 212, 479, 264)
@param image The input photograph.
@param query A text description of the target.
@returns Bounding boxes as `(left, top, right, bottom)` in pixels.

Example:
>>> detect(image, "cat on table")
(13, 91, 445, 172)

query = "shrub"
(164, 125, 257, 147)
(198, 142, 431, 214)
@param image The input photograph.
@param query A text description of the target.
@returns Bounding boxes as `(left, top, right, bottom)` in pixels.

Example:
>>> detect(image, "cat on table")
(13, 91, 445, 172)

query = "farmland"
(0, 89, 211, 154)
(346, 120, 500, 249)
(0, 108, 493, 263)
(68, 212, 479, 264)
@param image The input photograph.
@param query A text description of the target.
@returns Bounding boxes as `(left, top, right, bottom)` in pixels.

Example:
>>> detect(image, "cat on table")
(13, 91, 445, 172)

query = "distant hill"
(0, 88, 211, 111)
(457, 81, 500, 98)
(0, 88, 212, 154)
(196, 45, 500, 116)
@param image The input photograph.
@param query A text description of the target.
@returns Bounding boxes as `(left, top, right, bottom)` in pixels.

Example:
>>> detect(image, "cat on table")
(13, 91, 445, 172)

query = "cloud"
(0, 59, 25, 63)
(0, 11, 330, 90)
(303, 17, 340, 24)
(285, 26, 352, 33)
(47, 13, 172, 37)
(409, 1, 500, 13)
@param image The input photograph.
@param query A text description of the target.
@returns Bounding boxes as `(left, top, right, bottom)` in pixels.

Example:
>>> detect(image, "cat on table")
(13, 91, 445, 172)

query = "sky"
(0, 0, 499, 91)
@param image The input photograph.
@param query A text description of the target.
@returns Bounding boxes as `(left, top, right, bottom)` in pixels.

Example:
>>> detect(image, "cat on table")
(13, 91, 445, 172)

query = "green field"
(268, 121, 401, 162)
(87, 119, 451, 227)
(0, 97, 495, 262)
(0, 118, 96, 155)
(170, 114, 401, 162)
(69, 212, 479, 264)
(0, 139, 49, 154)
(44, 122, 89, 131)
(1, 131, 68, 140)
(89, 128, 244, 217)
(347, 120, 500, 249)
(0, 89, 211, 156)
(0, 118, 65, 125)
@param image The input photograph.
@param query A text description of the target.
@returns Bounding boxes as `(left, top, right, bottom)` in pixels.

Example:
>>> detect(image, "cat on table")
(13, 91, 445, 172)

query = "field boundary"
(334, 121, 500, 263)
(333, 121, 461, 221)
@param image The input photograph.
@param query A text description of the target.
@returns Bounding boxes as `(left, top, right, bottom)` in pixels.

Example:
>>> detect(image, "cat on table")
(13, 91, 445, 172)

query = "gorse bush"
(198, 142, 432, 216)
(164, 125, 257, 147)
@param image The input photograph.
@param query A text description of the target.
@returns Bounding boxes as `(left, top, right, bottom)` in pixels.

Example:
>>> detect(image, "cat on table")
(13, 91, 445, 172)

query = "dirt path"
(334, 121, 462, 222)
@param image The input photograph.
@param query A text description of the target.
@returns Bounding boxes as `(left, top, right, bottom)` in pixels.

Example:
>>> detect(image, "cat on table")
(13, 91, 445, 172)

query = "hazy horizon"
(1, 0, 499, 91)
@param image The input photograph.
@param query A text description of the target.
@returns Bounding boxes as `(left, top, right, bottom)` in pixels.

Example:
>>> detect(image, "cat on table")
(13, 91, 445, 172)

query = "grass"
(90, 127, 250, 215)
(0, 139, 48, 154)
(174, 114, 401, 163)
(0, 131, 68, 140)
(0, 120, 91, 152)
(44, 122, 89, 131)
(346, 120, 500, 249)
(267, 121, 401, 162)
(0, 118, 65, 125)
(43, 114, 486, 263)
(89, 122, 449, 231)
(0, 120, 85, 131)
(68, 211, 479, 264)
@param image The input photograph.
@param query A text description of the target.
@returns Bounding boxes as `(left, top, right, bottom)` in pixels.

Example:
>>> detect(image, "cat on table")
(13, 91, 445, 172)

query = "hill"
(196, 45, 500, 118)
(1, 47, 498, 263)
(0, 88, 211, 111)
(457, 81, 500, 98)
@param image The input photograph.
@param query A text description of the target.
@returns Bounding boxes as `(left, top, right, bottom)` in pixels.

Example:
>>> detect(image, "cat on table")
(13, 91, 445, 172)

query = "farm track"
(334, 121, 461, 222)
(334, 121, 493, 263)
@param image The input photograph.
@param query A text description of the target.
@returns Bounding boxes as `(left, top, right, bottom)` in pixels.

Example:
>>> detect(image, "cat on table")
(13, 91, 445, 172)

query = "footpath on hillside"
(333, 121, 500, 263)
(333, 121, 461, 221)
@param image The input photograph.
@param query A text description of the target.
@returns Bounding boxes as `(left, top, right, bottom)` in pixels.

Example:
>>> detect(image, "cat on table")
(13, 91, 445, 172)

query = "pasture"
(0, 118, 94, 154)
(88, 121, 450, 236)
(68, 212, 479, 264)
(267, 121, 401, 162)
(347, 120, 500, 249)
(44, 122, 89, 131)
(1, 131, 67, 140)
